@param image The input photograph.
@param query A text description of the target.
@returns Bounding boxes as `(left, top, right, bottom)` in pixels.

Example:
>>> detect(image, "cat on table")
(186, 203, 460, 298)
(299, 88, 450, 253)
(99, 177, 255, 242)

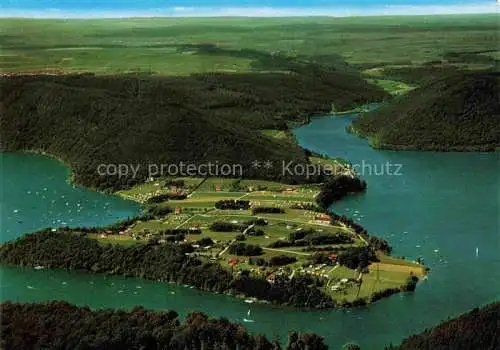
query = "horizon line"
(0, 4, 497, 19)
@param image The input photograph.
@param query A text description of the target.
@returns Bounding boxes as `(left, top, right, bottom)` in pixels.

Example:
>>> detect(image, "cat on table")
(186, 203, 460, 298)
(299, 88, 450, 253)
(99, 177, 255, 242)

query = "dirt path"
(175, 214, 198, 229)
(262, 247, 311, 256)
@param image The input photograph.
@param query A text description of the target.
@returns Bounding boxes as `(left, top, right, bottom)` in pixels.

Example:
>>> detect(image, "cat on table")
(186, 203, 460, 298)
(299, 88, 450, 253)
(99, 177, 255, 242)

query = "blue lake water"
(0, 152, 142, 242)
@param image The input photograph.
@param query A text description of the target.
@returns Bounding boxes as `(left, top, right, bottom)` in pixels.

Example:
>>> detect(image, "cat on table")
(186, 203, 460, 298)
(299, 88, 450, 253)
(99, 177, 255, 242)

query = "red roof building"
(316, 214, 331, 222)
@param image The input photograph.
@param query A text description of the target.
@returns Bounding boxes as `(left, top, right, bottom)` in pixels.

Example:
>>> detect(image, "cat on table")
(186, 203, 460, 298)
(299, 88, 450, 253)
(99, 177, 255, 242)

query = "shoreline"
(350, 129, 499, 152)
(347, 120, 499, 153)
(0, 248, 422, 311)
(6, 150, 145, 208)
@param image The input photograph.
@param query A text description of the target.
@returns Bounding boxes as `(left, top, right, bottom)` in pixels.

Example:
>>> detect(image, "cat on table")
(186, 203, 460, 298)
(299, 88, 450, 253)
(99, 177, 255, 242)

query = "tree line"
(252, 207, 286, 215)
(147, 193, 188, 203)
(268, 229, 353, 249)
(1, 301, 329, 350)
(228, 243, 263, 256)
(215, 200, 251, 210)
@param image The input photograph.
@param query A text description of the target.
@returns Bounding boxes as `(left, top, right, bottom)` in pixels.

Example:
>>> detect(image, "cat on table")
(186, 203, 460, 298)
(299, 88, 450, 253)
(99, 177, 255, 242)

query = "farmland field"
(1, 15, 497, 78)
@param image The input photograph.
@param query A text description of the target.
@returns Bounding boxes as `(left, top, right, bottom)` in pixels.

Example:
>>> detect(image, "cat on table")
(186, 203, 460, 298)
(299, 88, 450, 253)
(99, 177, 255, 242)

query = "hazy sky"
(0, 0, 497, 17)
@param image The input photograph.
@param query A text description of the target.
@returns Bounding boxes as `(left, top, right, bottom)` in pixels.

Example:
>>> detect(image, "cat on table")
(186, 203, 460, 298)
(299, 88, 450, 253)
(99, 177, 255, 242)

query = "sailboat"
(243, 309, 255, 323)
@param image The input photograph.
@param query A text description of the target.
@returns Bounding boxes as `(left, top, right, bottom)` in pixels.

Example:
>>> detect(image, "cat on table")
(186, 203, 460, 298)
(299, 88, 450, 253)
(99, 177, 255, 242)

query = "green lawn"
(195, 178, 242, 192)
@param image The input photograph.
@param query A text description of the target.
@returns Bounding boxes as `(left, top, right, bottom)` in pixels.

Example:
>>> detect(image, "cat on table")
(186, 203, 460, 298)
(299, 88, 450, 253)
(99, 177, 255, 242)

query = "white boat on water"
(33, 265, 44, 270)
(244, 298, 255, 304)
(243, 309, 255, 323)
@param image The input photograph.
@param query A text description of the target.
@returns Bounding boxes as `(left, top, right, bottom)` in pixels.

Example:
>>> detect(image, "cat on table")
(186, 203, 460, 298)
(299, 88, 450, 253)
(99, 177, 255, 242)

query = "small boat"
(243, 309, 255, 323)
(244, 299, 255, 304)
(33, 265, 44, 270)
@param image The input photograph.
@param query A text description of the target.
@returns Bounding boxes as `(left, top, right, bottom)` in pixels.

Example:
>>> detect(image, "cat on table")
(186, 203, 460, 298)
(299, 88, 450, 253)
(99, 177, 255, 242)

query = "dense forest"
(351, 71, 500, 151)
(268, 228, 354, 249)
(316, 175, 367, 209)
(215, 199, 251, 210)
(0, 301, 328, 350)
(0, 72, 387, 191)
(387, 302, 500, 350)
(0, 230, 334, 309)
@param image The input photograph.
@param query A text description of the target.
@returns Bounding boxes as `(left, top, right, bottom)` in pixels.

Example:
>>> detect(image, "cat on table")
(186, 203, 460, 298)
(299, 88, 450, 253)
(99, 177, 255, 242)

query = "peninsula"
(0, 171, 426, 308)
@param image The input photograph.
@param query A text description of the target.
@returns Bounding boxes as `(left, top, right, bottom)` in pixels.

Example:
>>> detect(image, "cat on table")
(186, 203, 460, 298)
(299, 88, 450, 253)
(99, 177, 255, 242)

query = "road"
(262, 247, 311, 256)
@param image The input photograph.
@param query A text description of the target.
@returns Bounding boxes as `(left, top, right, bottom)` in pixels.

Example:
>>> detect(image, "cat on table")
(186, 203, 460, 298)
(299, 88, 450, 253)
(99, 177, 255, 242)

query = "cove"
(0, 152, 142, 242)
(1, 115, 499, 349)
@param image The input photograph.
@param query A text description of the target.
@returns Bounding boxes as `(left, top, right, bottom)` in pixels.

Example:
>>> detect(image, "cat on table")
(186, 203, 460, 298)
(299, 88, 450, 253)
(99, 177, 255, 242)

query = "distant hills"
(351, 72, 500, 151)
(0, 72, 387, 190)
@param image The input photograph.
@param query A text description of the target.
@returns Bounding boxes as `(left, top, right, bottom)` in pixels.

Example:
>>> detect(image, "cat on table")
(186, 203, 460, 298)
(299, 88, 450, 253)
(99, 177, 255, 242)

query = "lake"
(1, 116, 499, 349)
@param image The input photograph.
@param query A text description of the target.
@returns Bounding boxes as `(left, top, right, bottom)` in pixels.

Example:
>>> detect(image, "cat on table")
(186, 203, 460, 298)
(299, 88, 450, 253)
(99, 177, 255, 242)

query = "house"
(228, 257, 239, 268)
(328, 253, 338, 263)
(267, 273, 276, 283)
(175, 207, 182, 215)
(215, 184, 222, 192)
(315, 214, 331, 222)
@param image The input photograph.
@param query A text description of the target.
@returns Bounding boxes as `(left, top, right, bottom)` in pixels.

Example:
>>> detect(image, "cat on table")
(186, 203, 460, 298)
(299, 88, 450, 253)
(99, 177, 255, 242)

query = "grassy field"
(118, 177, 205, 202)
(1, 15, 497, 77)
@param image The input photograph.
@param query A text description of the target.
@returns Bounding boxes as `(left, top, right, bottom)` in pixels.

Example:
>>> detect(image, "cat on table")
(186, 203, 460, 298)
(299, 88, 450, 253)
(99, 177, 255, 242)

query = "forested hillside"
(351, 71, 500, 151)
(0, 72, 387, 191)
(0, 301, 328, 350)
(387, 302, 500, 350)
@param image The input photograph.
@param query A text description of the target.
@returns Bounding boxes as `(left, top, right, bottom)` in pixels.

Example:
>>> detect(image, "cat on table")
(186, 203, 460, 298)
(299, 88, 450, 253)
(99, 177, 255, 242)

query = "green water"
(1, 117, 499, 349)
